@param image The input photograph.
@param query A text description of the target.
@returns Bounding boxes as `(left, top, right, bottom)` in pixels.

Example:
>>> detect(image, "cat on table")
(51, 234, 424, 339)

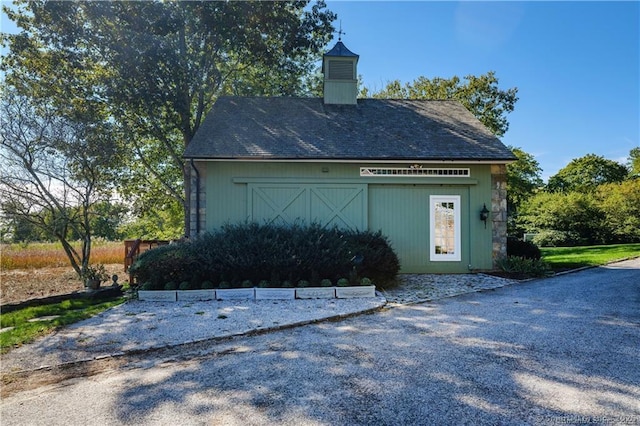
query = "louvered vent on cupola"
(328, 60, 354, 80)
(322, 40, 359, 105)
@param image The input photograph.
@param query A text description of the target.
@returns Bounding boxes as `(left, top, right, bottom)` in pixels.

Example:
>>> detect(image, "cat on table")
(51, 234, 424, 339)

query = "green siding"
(248, 183, 367, 230)
(204, 161, 494, 273)
(369, 185, 478, 273)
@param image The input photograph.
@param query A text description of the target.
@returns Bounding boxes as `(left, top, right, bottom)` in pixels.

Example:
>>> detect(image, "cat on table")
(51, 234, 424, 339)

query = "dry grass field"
(1, 242, 125, 304)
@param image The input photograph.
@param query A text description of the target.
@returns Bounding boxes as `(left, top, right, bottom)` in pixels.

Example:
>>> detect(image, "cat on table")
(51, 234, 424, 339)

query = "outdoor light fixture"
(480, 204, 490, 228)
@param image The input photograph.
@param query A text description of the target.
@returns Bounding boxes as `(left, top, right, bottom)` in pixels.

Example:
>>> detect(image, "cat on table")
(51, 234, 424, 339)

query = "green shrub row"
(139, 276, 374, 291)
(531, 230, 585, 248)
(129, 222, 400, 290)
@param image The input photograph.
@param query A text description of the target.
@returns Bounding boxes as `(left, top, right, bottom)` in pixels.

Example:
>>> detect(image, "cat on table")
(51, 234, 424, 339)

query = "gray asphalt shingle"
(184, 96, 516, 161)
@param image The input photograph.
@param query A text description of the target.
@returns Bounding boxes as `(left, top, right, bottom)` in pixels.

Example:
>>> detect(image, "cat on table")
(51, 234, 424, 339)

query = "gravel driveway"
(1, 258, 639, 425)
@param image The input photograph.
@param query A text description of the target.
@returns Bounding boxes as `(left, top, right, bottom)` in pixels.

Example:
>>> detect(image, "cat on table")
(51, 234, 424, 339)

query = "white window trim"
(360, 167, 470, 177)
(430, 195, 461, 262)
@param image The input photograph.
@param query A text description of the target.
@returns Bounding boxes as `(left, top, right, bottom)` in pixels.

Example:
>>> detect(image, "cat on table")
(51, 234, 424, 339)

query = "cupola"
(322, 39, 359, 105)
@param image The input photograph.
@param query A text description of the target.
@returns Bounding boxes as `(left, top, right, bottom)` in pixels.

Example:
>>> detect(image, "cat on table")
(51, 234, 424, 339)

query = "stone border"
(138, 286, 377, 301)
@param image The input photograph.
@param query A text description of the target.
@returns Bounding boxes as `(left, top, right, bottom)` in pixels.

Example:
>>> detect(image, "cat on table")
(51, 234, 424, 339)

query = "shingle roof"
(183, 97, 516, 162)
(324, 41, 359, 58)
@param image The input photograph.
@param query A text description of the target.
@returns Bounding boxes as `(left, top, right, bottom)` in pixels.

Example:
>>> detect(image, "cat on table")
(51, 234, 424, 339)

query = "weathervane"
(337, 20, 346, 41)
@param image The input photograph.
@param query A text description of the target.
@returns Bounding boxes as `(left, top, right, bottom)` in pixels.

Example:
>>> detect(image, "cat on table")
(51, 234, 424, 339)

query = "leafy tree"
(628, 147, 640, 178)
(547, 154, 628, 193)
(0, 87, 122, 278)
(517, 191, 606, 246)
(368, 71, 518, 137)
(118, 200, 184, 240)
(90, 201, 129, 241)
(1, 208, 48, 243)
(505, 146, 543, 234)
(2, 0, 337, 234)
(596, 180, 640, 243)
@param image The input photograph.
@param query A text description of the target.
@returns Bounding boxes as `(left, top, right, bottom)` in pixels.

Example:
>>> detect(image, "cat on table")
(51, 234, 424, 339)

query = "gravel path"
(1, 273, 514, 373)
(1, 259, 638, 425)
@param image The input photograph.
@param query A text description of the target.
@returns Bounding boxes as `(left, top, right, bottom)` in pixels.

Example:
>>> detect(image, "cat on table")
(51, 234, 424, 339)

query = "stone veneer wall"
(491, 164, 508, 268)
(188, 161, 206, 239)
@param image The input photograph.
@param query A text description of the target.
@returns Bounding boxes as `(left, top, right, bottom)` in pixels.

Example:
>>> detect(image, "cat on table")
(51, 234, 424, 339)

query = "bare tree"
(0, 87, 121, 280)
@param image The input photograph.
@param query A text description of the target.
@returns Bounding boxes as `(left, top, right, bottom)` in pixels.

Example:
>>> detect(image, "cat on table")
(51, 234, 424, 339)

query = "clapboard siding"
(203, 161, 495, 272)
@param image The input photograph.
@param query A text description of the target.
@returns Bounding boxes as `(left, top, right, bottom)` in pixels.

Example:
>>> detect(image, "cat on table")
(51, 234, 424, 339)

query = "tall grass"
(1, 241, 123, 270)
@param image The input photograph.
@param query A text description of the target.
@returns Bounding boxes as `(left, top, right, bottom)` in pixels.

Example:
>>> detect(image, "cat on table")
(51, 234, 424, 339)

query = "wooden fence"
(124, 239, 171, 273)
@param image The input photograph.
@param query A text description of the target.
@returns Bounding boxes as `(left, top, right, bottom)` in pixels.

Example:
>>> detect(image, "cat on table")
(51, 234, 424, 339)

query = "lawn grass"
(1, 240, 123, 270)
(541, 243, 640, 271)
(0, 297, 126, 353)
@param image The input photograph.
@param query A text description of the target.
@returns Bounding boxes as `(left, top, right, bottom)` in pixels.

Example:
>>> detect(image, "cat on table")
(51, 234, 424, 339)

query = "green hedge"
(129, 222, 400, 289)
(128, 243, 197, 289)
(507, 237, 541, 259)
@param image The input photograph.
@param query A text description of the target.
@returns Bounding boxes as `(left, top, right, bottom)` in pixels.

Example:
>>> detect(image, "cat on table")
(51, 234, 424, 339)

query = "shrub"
(164, 281, 177, 290)
(219, 281, 231, 289)
(337, 278, 350, 287)
(192, 222, 400, 284)
(532, 230, 583, 247)
(297, 280, 310, 288)
(129, 243, 196, 288)
(343, 229, 400, 284)
(178, 281, 191, 291)
(201, 281, 215, 289)
(139, 282, 153, 291)
(360, 277, 372, 286)
(496, 256, 552, 278)
(507, 237, 541, 259)
(320, 279, 332, 287)
(258, 280, 270, 288)
(517, 191, 607, 246)
(130, 222, 401, 289)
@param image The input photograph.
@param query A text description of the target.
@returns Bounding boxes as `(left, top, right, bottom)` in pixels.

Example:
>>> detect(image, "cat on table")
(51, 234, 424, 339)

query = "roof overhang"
(184, 157, 516, 164)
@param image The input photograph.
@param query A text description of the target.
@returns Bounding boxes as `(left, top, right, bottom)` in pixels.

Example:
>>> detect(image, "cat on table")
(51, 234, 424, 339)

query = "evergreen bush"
(130, 222, 401, 289)
(320, 279, 332, 287)
(337, 278, 350, 287)
(129, 243, 195, 288)
(343, 230, 400, 283)
(139, 282, 153, 291)
(201, 281, 215, 289)
(507, 237, 542, 259)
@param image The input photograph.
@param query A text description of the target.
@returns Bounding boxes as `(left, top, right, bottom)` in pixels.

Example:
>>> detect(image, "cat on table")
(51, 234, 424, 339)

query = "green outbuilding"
(183, 40, 516, 273)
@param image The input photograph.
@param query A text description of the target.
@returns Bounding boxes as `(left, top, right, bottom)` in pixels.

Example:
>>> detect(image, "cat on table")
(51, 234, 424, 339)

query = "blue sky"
(2, 1, 638, 181)
(325, 1, 639, 181)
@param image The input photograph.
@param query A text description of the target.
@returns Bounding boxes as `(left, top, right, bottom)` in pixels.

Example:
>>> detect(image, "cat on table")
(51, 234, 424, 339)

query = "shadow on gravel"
(110, 263, 640, 425)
